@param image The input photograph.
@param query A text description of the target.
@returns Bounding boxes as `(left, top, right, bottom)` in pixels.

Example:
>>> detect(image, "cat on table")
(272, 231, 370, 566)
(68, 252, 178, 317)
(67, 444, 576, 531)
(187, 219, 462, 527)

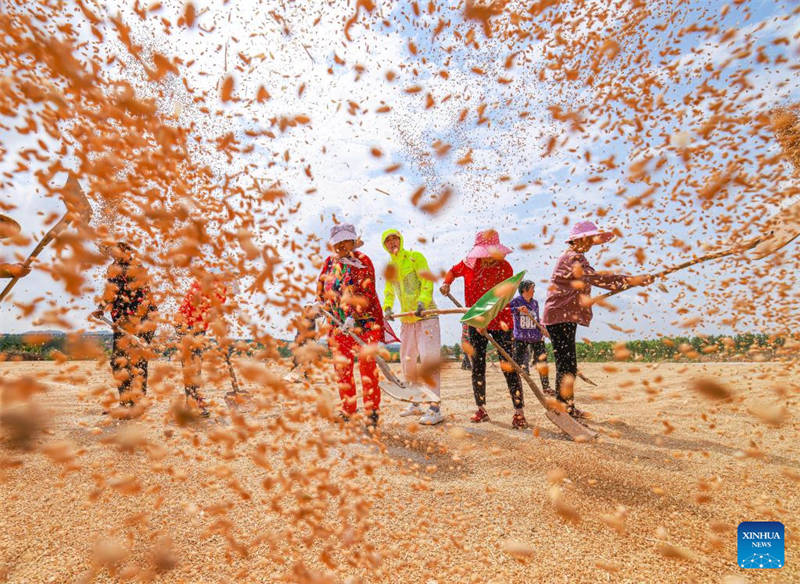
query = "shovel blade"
(379, 381, 440, 404)
(0, 214, 21, 238)
(63, 173, 93, 223)
(224, 390, 251, 410)
(750, 200, 800, 260)
(545, 410, 598, 442)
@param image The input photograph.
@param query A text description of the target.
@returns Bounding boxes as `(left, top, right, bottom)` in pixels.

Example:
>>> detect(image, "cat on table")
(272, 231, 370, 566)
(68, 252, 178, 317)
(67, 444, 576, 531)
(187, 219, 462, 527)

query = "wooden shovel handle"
(444, 292, 464, 308)
(593, 235, 764, 304)
(0, 173, 92, 304)
(0, 214, 71, 303)
(390, 307, 467, 319)
(91, 314, 149, 349)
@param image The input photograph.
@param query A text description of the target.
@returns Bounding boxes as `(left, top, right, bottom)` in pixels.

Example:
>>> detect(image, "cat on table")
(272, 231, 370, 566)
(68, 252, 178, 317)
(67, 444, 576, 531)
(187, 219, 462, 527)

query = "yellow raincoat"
(381, 229, 437, 324)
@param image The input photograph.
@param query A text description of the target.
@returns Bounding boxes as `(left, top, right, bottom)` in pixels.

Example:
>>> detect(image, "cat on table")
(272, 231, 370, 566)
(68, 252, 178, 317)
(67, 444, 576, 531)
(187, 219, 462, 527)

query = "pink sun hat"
(464, 229, 512, 268)
(566, 220, 615, 244)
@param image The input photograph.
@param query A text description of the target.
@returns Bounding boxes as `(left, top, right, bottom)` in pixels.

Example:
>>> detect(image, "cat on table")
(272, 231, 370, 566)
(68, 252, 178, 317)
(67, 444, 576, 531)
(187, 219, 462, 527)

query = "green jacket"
(381, 229, 437, 324)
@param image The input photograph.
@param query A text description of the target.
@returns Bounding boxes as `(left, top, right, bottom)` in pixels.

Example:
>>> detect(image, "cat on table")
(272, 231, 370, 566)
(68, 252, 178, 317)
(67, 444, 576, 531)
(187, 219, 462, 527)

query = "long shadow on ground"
(590, 418, 800, 469)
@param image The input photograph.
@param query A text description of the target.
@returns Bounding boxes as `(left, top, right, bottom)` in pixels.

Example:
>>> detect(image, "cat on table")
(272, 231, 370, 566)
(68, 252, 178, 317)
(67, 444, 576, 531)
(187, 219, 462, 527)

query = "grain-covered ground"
(1, 359, 798, 583)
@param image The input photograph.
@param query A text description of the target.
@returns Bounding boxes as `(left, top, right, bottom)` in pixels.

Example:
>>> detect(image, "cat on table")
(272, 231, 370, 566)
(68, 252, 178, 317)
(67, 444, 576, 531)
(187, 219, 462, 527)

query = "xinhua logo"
(738, 521, 784, 569)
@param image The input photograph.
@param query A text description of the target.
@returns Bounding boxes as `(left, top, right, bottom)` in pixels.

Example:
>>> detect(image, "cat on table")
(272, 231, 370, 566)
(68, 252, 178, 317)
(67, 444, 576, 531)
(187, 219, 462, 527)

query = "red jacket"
(317, 251, 383, 332)
(444, 259, 514, 331)
(178, 280, 228, 331)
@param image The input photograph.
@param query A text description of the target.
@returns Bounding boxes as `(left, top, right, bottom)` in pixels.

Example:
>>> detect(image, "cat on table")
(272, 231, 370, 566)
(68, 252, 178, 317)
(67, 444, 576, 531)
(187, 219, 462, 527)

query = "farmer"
(317, 223, 384, 426)
(0, 214, 31, 279)
(381, 229, 443, 425)
(509, 280, 553, 395)
(92, 242, 158, 409)
(440, 229, 528, 429)
(542, 221, 653, 418)
(175, 268, 232, 417)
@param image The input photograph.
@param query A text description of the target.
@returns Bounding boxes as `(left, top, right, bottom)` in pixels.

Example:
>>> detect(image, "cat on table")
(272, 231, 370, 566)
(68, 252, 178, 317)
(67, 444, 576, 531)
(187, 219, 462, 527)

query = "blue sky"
(1, 0, 798, 344)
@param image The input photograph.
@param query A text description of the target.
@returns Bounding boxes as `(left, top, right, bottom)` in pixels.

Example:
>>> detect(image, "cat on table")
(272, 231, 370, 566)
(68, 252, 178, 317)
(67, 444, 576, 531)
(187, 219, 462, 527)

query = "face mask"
(338, 255, 364, 269)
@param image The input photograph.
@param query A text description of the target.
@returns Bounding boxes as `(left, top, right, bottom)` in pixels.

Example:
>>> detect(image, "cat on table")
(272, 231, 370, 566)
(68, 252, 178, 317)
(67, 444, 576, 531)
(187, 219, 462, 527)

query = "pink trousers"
(399, 318, 441, 396)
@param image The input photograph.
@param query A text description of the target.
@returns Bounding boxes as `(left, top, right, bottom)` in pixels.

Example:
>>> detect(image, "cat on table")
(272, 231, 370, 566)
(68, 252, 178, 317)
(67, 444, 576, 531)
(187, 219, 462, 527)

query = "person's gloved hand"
(625, 274, 655, 287)
(1, 262, 31, 278)
(637, 274, 656, 286)
(439, 283, 450, 296)
(384, 307, 394, 321)
(414, 302, 425, 317)
(341, 316, 355, 332)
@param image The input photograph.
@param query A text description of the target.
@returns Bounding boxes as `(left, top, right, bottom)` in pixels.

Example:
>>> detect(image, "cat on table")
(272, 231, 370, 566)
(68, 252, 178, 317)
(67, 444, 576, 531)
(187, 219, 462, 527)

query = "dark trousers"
(460, 325, 472, 369)
(180, 330, 207, 402)
(468, 327, 523, 409)
(111, 330, 153, 404)
(512, 339, 550, 390)
(545, 322, 577, 403)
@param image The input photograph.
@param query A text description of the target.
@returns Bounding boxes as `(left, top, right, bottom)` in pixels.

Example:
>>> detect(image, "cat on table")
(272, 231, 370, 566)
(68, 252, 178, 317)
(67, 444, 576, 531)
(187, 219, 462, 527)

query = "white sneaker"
(399, 403, 423, 417)
(419, 409, 444, 425)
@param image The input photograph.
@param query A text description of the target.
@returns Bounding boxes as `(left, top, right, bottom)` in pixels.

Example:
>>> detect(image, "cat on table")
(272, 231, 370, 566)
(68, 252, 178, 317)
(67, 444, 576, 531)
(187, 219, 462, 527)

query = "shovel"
(0, 174, 92, 303)
(440, 291, 509, 376)
(749, 199, 800, 260)
(0, 214, 22, 239)
(317, 307, 440, 404)
(448, 273, 597, 441)
(591, 208, 799, 305)
(442, 289, 597, 388)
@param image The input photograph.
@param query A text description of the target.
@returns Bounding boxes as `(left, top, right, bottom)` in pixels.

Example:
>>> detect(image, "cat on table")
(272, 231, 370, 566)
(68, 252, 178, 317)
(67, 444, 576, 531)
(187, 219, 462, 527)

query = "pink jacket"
(542, 250, 628, 327)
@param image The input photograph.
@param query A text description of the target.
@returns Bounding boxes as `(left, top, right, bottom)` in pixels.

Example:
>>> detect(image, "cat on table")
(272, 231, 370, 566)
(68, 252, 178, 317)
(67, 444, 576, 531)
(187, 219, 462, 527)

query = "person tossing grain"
(316, 223, 384, 426)
(92, 242, 158, 411)
(542, 221, 653, 419)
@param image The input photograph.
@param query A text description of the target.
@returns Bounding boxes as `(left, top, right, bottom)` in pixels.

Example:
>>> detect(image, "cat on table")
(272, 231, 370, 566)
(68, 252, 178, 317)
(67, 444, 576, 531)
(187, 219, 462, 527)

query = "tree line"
(437, 333, 797, 363)
(0, 332, 796, 363)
